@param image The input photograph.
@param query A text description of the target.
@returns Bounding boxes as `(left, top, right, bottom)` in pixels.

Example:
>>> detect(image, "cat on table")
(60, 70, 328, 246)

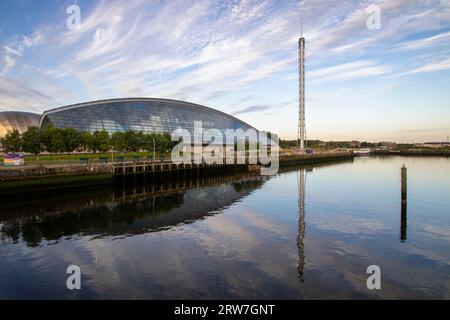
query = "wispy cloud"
(1, 30, 44, 75)
(0, 78, 55, 112)
(232, 105, 273, 116)
(399, 57, 450, 76)
(310, 60, 390, 82)
(1, 0, 448, 108)
(4, 46, 22, 57)
(397, 31, 450, 51)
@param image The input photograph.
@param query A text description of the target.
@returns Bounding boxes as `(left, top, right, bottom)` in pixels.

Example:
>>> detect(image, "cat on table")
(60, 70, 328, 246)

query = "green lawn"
(0, 151, 171, 163)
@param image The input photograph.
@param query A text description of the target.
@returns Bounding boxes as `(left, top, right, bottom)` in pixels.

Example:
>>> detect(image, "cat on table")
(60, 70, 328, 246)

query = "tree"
(141, 133, 155, 153)
(111, 132, 126, 152)
(163, 133, 175, 151)
(1, 129, 22, 152)
(165, 133, 177, 151)
(91, 130, 110, 153)
(136, 131, 146, 151)
(41, 126, 57, 154)
(21, 127, 43, 155)
(123, 130, 140, 152)
(79, 131, 93, 152)
(157, 133, 169, 152)
(2, 127, 180, 156)
(50, 129, 66, 154)
(61, 128, 80, 154)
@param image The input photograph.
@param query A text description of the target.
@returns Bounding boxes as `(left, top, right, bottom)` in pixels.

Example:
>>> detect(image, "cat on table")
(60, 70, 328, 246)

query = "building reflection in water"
(0, 172, 268, 247)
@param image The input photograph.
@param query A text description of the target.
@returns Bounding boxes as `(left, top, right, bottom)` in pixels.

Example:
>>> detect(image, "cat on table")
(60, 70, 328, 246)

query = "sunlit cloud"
(398, 56, 450, 76)
(309, 60, 390, 82)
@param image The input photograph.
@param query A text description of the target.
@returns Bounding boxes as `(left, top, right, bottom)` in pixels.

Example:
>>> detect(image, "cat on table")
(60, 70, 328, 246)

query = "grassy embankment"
(0, 151, 171, 163)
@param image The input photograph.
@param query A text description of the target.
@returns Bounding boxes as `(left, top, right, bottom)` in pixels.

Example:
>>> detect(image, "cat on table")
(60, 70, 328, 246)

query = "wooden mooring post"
(401, 164, 407, 201)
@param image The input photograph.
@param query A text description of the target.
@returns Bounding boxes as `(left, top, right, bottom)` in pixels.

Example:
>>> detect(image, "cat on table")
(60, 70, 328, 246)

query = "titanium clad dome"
(40, 98, 257, 136)
(0, 111, 41, 137)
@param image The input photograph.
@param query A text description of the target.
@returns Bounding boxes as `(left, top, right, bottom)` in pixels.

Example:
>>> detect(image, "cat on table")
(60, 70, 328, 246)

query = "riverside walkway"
(0, 151, 353, 181)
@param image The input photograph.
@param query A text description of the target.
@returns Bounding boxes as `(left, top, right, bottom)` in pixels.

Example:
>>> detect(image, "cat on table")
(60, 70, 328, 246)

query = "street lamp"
(153, 138, 156, 162)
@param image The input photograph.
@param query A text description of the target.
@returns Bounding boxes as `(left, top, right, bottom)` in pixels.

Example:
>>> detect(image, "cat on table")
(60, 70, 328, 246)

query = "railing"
(0, 155, 170, 167)
(1, 151, 354, 168)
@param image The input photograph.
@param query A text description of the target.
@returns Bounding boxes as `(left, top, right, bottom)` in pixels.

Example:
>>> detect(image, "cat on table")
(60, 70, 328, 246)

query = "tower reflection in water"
(297, 168, 306, 282)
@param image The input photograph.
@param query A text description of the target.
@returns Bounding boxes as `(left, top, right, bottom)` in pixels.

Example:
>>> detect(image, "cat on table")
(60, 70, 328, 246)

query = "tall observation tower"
(298, 37, 306, 151)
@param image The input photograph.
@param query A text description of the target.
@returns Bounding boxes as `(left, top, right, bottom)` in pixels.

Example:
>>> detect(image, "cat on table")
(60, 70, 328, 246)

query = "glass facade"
(40, 98, 257, 140)
(0, 111, 41, 137)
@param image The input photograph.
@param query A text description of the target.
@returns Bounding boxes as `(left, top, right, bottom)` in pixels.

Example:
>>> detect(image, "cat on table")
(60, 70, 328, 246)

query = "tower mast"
(298, 33, 306, 151)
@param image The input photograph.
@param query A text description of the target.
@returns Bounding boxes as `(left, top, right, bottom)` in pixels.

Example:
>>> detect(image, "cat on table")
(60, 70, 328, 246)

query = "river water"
(0, 156, 449, 299)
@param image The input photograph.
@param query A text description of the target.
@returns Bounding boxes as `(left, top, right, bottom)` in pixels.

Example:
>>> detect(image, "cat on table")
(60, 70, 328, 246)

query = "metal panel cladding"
(0, 111, 41, 137)
(40, 98, 257, 136)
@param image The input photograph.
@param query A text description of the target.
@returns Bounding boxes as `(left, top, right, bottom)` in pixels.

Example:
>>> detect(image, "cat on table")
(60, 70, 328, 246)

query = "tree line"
(0, 126, 176, 155)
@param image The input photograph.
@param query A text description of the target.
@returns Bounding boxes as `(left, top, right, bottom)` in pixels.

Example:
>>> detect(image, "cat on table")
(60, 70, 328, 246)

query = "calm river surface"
(1, 156, 449, 299)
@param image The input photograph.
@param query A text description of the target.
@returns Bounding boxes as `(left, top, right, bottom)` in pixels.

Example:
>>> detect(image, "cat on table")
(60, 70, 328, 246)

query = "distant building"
(416, 142, 449, 149)
(348, 141, 361, 148)
(379, 141, 397, 149)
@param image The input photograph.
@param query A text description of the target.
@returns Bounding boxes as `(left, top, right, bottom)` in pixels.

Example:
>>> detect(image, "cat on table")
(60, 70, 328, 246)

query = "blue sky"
(0, 0, 449, 142)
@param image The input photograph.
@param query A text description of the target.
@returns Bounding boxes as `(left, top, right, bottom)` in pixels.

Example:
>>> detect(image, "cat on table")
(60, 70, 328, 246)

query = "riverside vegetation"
(0, 127, 176, 161)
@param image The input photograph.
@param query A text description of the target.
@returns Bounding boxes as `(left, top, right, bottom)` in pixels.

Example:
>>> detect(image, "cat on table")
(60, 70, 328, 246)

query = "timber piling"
(0, 151, 354, 182)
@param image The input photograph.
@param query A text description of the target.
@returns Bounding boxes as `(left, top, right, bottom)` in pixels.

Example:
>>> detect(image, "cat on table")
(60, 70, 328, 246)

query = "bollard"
(401, 165, 407, 202)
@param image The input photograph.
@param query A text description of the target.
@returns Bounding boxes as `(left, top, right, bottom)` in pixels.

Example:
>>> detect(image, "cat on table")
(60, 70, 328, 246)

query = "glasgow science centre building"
(0, 98, 258, 139)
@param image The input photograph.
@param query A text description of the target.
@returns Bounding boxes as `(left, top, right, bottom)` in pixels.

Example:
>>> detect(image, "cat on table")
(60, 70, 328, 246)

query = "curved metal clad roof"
(40, 97, 256, 131)
(0, 111, 41, 137)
